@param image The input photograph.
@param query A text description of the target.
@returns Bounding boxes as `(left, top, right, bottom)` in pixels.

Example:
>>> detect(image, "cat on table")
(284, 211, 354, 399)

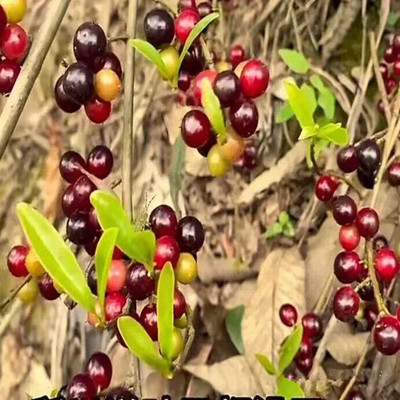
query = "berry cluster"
(142, 2, 268, 176)
(0, 0, 29, 94)
(59, 146, 114, 254)
(279, 304, 323, 378)
(55, 22, 122, 124)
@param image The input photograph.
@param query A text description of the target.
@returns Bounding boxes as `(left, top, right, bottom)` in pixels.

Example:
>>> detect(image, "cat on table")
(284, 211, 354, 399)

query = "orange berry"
(94, 69, 121, 101)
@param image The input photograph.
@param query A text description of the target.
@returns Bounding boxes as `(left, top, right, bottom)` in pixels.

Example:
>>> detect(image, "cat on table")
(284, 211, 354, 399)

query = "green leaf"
(275, 102, 294, 123)
(95, 228, 118, 310)
(265, 223, 283, 239)
(129, 39, 169, 79)
(157, 262, 175, 361)
(310, 75, 336, 120)
(256, 354, 276, 375)
(278, 49, 309, 74)
(318, 122, 349, 146)
(173, 12, 219, 86)
(306, 138, 329, 168)
(225, 305, 245, 354)
(278, 212, 289, 225)
(118, 316, 172, 377)
(282, 221, 296, 238)
(16, 203, 95, 312)
(300, 84, 317, 116)
(298, 125, 318, 141)
(284, 80, 315, 129)
(309, 74, 325, 91)
(90, 191, 156, 273)
(276, 375, 305, 399)
(169, 136, 186, 214)
(201, 79, 226, 142)
(278, 325, 303, 374)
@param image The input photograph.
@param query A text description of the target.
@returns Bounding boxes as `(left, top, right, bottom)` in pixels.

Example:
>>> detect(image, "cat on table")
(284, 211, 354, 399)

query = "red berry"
(85, 352, 112, 391)
(339, 225, 360, 251)
(67, 211, 94, 245)
(88, 208, 102, 236)
(373, 315, 400, 355)
(385, 77, 397, 94)
(0, 6, 7, 38)
(384, 46, 396, 63)
(315, 175, 339, 202)
(229, 99, 259, 138)
(393, 34, 400, 55)
(62, 185, 78, 217)
(394, 60, 400, 77)
(332, 196, 357, 226)
(355, 207, 379, 239)
(175, 8, 200, 45)
(375, 248, 399, 282)
(181, 44, 204, 74)
(54, 75, 81, 113)
(173, 289, 186, 319)
(198, 1, 212, 18)
(84, 97, 111, 124)
(0, 59, 20, 94)
(73, 175, 97, 211)
(346, 388, 366, 400)
(66, 373, 97, 400)
(295, 356, 313, 377)
(181, 109, 211, 148)
(213, 70, 241, 107)
(178, 70, 191, 92)
(229, 44, 246, 67)
(149, 204, 178, 238)
(87, 145, 113, 179)
(94, 52, 123, 79)
(39, 274, 60, 301)
(365, 304, 378, 329)
(85, 236, 100, 257)
(154, 236, 180, 270)
(296, 336, 313, 359)
(302, 313, 322, 340)
(105, 291, 126, 322)
(63, 62, 94, 105)
(239, 59, 269, 98)
(380, 63, 389, 80)
(87, 264, 98, 295)
(357, 139, 381, 173)
(59, 151, 86, 184)
(279, 303, 298, 327)
(334, 251, 362, 284)
(337, 145, 358, 173)
(373, 235, 389, 252)
(357, 167, 376, 189)
(140, 303, 158, 340)
(126, 262, 155, 300)
(7, 245, 28, 277)
(107, 260, 127, 293)
(179, 0, 196, 10)
(387, 161, 400, 186)
(1, 24, 29, 61)
(333, 286, 360, 322)
(112, 246, 123, 260)
(192, 69, 217, 105)
(177, 216, 205, 253)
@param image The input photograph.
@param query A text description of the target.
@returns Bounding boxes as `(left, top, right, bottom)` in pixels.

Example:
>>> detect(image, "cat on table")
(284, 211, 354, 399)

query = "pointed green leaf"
(310, 75, 336, 120)
(309, 74, 325, 91)
(275, 102, 294, 123)
(226, 305, 245, 354)
(300, 84, 317, 116)
(157, 262, 175, 361)
(201, 79, 226, 142)
(318, 123, 349, 146)
(298, 125, 318, 140)
(256, 354, 276, 375)
(306, 138, 329, 168)
(279, 49, 309, 74)
(284, 81, 315, 129)
(282, 221, 296, 238)
(276, 375, 305, 399)
(118, 316, 172, 377)
(278, 325, 303, 374)
(173, 12, 219, 86)
(129, 39, 169, 79)
(16, 203, 95, 312)
(95, 228, 118, 310)
(90, 190, 156, 273)
(278, 212, 289, 225)
(169, 136, 186, 213)
(265, 223, 283, 239)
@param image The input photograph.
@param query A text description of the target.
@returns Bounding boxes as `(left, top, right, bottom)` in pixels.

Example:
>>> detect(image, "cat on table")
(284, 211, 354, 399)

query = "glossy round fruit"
(154, 236, 180, 270)
(85, 352, 112, 391)
(181, 109, 211, 148)
(229, 99, 258, 138)
(387, 161, 400, 186)
(365, 304, 378, 329)
(220, 127, 245, 164)
(126, 262, 154, 300)
(26, 248, 45, 278)
(295, 356, 313, 377)
(171, 328, 184, 360)
(149, 204, 178, 238)
(315, 175, 338, 202)
(63, 62, 94, 105)
(94, 52, 123, 79)
(67, 211, 94, 245)
(87, 145, 113, 179)
(73, 22, 107, 67)
(144, 8, 174, 48)
(59, 151, 86, 184)
(18, 278, 39, 304)
(178, 70, 191, 92)
(385, 77, 397, 94)
(192, 69, 217, 105)
(179, 0, 196, 10)
(207, 144, 230, 176)
(175, 252, 198, 284)
(160, 45, 179, 80)
(140, 304, 158, 340)
(0, 0, 26, 23)
(197, 133, 217, 158)
(197, 1, 212, 18)
(7, 244, 28, 277)
(73, 175, 97, 211)
(357, 139, 381, 173)
(107, 260, 127, 293)
(394, 60, 400, 77)
(105, 291, 126, 322)
(66, 373, 97, 400)
(1, 23, 28, 61)
(380, 63, 389, 80)
(339, 225, 360, 251)
(279, 303, 297, 327)
(84, 97, 111, 124)
(87, 264, 98, 295)
(334, 251, 361, 284)
(54, 75, 81, 113)
(393, 34, 400, 55)
(84, 236, 99, 257)
(39, 274, 60, 301)
(178, 216, 205, 253)
(296, 336, 313, 360)
(229, 44, 245, 67)
(213, 70, 241, 107)
(0, 59, 20, 94)
(332, 196, 357, 226)
(302, 313, 322, 340)
(345, 389, 366, 400)
(175, 8, 200, 45)
(239, 59, 269, 98)
(355, 207, 379, 239)
(182, 44, 204, 74)
(175, 313, 189, 329)
(173, 289, 187, 319)
(357, 167, 376, 189)
(337, 145, 358, 173)
(373, 235, 389, 251)
(384, 46, 396, 63)
(373, 315, 400, 355)
(333, 286, 359, 322)
(88, 207, 102, 236)
(94, 69, 121, 102)
(375, 248, 399, 282)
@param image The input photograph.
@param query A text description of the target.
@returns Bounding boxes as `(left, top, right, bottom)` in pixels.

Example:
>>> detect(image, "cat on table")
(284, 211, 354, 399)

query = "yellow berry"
(160, 45, 179, 81)
(175, 253, 198, 284)
(171, 328, 184, 360)
(0, 0, 26, 23)
(234, 60, 249, 78)
(18, 279, 39, 304)
(26, 248, 45, 278)
(220, 127, 245, 164)
(207, 144, 230, 177)
(174, 314, 188, 329)
(216, 60, 232, 73)
(95, 69, 121, 101)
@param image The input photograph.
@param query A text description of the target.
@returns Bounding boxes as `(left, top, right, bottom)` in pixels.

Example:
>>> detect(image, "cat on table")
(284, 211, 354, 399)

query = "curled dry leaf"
(242, 247, 306, 393)
(238, 141, 307, 205)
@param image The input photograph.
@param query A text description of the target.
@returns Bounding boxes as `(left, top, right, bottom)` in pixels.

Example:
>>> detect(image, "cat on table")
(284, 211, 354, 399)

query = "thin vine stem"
(0, 275, 32, 314)
(200, 36, 215, 70)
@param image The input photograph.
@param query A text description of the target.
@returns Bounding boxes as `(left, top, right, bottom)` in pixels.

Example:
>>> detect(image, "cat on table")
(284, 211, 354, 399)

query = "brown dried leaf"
(242, 247, 306, 393)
